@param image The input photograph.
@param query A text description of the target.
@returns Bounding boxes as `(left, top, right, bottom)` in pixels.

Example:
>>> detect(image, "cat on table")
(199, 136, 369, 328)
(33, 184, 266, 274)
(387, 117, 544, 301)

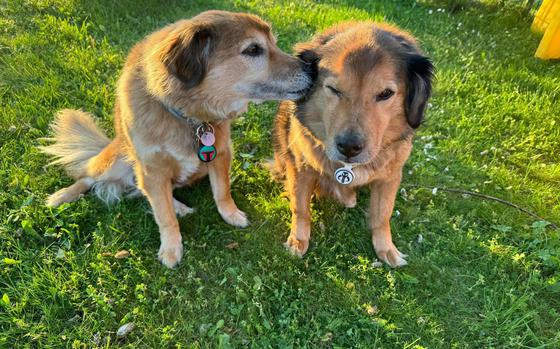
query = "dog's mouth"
(283, 87, 311, 99)
(245, 88, 307, 101)
(245, 76, 313, 101)
(326, 146, 376, 165)
(330, 154, 371, 165)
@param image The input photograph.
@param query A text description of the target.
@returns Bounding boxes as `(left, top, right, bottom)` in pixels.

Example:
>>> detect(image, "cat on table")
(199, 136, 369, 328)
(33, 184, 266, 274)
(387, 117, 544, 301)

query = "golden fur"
(41, 10, 312, 268)
(271, 22, 434, 267)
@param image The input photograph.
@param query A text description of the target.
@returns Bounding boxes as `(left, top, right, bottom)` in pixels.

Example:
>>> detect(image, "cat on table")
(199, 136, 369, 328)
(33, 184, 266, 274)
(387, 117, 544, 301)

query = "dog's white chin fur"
(326, 148, 377, 166)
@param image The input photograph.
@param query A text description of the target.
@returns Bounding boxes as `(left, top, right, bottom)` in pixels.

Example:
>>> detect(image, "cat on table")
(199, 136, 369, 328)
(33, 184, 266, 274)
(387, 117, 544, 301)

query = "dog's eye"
(376, 89, 394, 101)
(326, 85, 343, 97)
(242, 43, 264, 57)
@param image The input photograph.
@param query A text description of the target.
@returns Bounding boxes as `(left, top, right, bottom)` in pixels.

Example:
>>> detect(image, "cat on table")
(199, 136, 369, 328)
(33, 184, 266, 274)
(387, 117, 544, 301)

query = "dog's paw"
(342, 192, 357, 208)
(173, 198, 195, 217)
(284, 236, 309, 257)
(46, 188, 81, 207)
(373, 240, 407, 267)
(219, 208, 249, 228)
(158, 237, 183, 268)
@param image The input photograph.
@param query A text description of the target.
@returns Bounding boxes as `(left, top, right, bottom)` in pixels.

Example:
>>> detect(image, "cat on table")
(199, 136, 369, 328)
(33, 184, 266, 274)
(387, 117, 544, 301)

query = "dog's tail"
(40, 109, 110, 178)
(40, 109, 136, 207)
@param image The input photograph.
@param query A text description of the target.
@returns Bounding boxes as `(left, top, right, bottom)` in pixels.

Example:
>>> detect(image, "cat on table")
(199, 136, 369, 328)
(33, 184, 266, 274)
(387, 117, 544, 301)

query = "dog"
(271, 22, 434, 267)
(41, 10, 313, 268)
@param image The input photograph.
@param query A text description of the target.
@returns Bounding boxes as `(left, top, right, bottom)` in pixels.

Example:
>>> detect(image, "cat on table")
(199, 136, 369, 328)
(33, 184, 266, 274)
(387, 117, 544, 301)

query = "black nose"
(335, 133, 364, 158)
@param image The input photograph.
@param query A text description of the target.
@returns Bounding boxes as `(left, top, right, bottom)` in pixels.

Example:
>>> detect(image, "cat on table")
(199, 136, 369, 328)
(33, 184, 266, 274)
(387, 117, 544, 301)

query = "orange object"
(532, 0, 560, 59)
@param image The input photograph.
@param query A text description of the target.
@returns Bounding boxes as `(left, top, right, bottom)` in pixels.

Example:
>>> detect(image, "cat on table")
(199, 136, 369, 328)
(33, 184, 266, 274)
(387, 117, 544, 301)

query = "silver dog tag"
(334, 165, 354, 185)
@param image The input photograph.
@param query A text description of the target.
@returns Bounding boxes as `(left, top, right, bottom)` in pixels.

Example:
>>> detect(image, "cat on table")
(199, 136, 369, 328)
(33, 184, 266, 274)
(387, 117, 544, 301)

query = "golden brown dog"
(271, 22, 434, 266)
(41, 10, 313, 268)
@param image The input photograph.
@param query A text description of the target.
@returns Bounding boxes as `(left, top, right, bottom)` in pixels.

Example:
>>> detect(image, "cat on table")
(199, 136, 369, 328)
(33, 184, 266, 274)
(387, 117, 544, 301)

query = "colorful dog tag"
(334, 165, 354, 185)
(200, 132, 215, 146)
(196, 123, 217, 162)
(198, 145, 217, 162)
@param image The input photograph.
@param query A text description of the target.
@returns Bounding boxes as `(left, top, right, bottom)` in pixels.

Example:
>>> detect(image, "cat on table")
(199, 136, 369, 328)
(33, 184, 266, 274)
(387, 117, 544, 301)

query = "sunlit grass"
(1, 0, 559, 347)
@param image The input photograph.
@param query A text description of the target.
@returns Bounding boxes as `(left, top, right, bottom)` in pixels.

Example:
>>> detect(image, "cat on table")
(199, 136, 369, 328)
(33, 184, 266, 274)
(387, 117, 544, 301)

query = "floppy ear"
(405, 54, 434, 128)
(293, 30, 339, 82)
(294, 42, 321, 83)
(163, 23, 215, 89)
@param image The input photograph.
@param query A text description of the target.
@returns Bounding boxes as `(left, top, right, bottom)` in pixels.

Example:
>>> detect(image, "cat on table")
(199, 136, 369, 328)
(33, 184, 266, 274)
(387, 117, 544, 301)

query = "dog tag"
(196, 123, 217, 162)
(334, 165, 354, 185)
(198, 145, 217, 162)
(200, 132, 215, 146)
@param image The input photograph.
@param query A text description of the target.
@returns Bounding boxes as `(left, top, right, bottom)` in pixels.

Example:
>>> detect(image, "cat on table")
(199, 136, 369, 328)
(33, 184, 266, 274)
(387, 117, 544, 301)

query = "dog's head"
(148, 11, 313, 120)
(293, 22, 434, 164)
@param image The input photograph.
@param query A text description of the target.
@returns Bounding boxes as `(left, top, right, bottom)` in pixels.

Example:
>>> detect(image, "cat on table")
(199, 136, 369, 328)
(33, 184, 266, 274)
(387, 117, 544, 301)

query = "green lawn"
(1, 0, 559, 347)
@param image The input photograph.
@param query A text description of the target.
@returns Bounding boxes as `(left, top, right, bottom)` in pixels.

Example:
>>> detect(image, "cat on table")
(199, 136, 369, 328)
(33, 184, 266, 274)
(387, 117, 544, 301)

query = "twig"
(405, 185, 559, 230)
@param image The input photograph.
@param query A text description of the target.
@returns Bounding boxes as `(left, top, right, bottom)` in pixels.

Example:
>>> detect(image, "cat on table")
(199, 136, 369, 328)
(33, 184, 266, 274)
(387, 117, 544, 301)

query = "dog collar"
(160, 101, 217, 162)
(167, 105, 187, 120)
(161, 101, 202, 127)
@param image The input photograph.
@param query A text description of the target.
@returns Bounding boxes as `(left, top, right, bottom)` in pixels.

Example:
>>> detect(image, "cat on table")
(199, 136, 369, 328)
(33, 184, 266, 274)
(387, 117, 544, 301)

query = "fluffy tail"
(40, 109, 135, 206)
(40, 109, 110, 178)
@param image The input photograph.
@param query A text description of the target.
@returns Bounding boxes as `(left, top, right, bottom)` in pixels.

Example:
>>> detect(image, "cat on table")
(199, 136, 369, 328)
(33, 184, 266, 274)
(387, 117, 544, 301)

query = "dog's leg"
(208, 146, 249, 228)
(369, 175, 407, 267)
(284, 169, 316, 257)
(46, 177, 95, 207)
(136, 162, 183, 268)
(173, 197, 195, 217)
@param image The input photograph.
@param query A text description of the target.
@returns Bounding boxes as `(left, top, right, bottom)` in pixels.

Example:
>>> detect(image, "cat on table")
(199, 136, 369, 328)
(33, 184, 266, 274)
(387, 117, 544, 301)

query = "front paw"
(158, 236, 183, 268)
(219, 207, 249, 228)
(342, 191, 357, 208)
(372, 238, 407, 267)
(173, 198, 195, 217)
(284, 236, 309, 257)
(46, 187, 81, 207)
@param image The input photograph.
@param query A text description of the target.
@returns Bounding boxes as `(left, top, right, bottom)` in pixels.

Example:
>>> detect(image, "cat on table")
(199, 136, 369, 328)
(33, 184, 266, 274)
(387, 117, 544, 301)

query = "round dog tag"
(198, 145, 217, 162)
(200, 131, 215, 146)
(334, 166, 354, 185)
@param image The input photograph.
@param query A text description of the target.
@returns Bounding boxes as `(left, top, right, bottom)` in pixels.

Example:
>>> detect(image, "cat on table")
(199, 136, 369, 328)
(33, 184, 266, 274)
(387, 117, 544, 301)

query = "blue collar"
(167, 105, 186, 120)
(161, 102, 202, 128)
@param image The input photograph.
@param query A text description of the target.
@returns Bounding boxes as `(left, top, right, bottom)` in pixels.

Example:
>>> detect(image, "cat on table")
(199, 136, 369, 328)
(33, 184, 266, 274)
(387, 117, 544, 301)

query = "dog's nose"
(335, 133, 364, 158)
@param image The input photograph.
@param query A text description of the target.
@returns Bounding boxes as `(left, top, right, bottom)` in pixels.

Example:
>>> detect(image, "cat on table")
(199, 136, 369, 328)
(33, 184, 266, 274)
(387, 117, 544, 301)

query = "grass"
(1, 0, 560, 347)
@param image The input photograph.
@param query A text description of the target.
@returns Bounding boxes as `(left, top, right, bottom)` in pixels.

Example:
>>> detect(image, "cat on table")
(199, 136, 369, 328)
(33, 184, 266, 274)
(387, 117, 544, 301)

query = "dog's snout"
(335, 133, 364, 158)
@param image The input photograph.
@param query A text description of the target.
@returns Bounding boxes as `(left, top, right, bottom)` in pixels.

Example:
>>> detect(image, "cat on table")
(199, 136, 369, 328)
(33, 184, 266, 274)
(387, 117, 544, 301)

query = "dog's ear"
(293, 30, 339, 82)
(405, 54, 434, 128)
(294, 41, 321, 82)
(163, 23, 215, 89)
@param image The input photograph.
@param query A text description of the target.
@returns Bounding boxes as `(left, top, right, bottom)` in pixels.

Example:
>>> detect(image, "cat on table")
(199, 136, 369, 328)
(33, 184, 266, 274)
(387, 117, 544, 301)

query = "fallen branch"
(405, 185, 559, 230)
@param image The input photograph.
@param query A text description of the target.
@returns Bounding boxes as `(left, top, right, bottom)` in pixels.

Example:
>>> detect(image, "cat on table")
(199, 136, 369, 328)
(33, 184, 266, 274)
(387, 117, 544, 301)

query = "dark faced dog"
(271, 22, 434, 266)
(41, 11, 313, 268)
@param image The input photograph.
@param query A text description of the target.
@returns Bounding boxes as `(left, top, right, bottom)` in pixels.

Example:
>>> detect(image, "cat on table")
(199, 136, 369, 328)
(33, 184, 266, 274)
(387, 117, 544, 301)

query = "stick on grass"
(407, 186, 559, 230)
